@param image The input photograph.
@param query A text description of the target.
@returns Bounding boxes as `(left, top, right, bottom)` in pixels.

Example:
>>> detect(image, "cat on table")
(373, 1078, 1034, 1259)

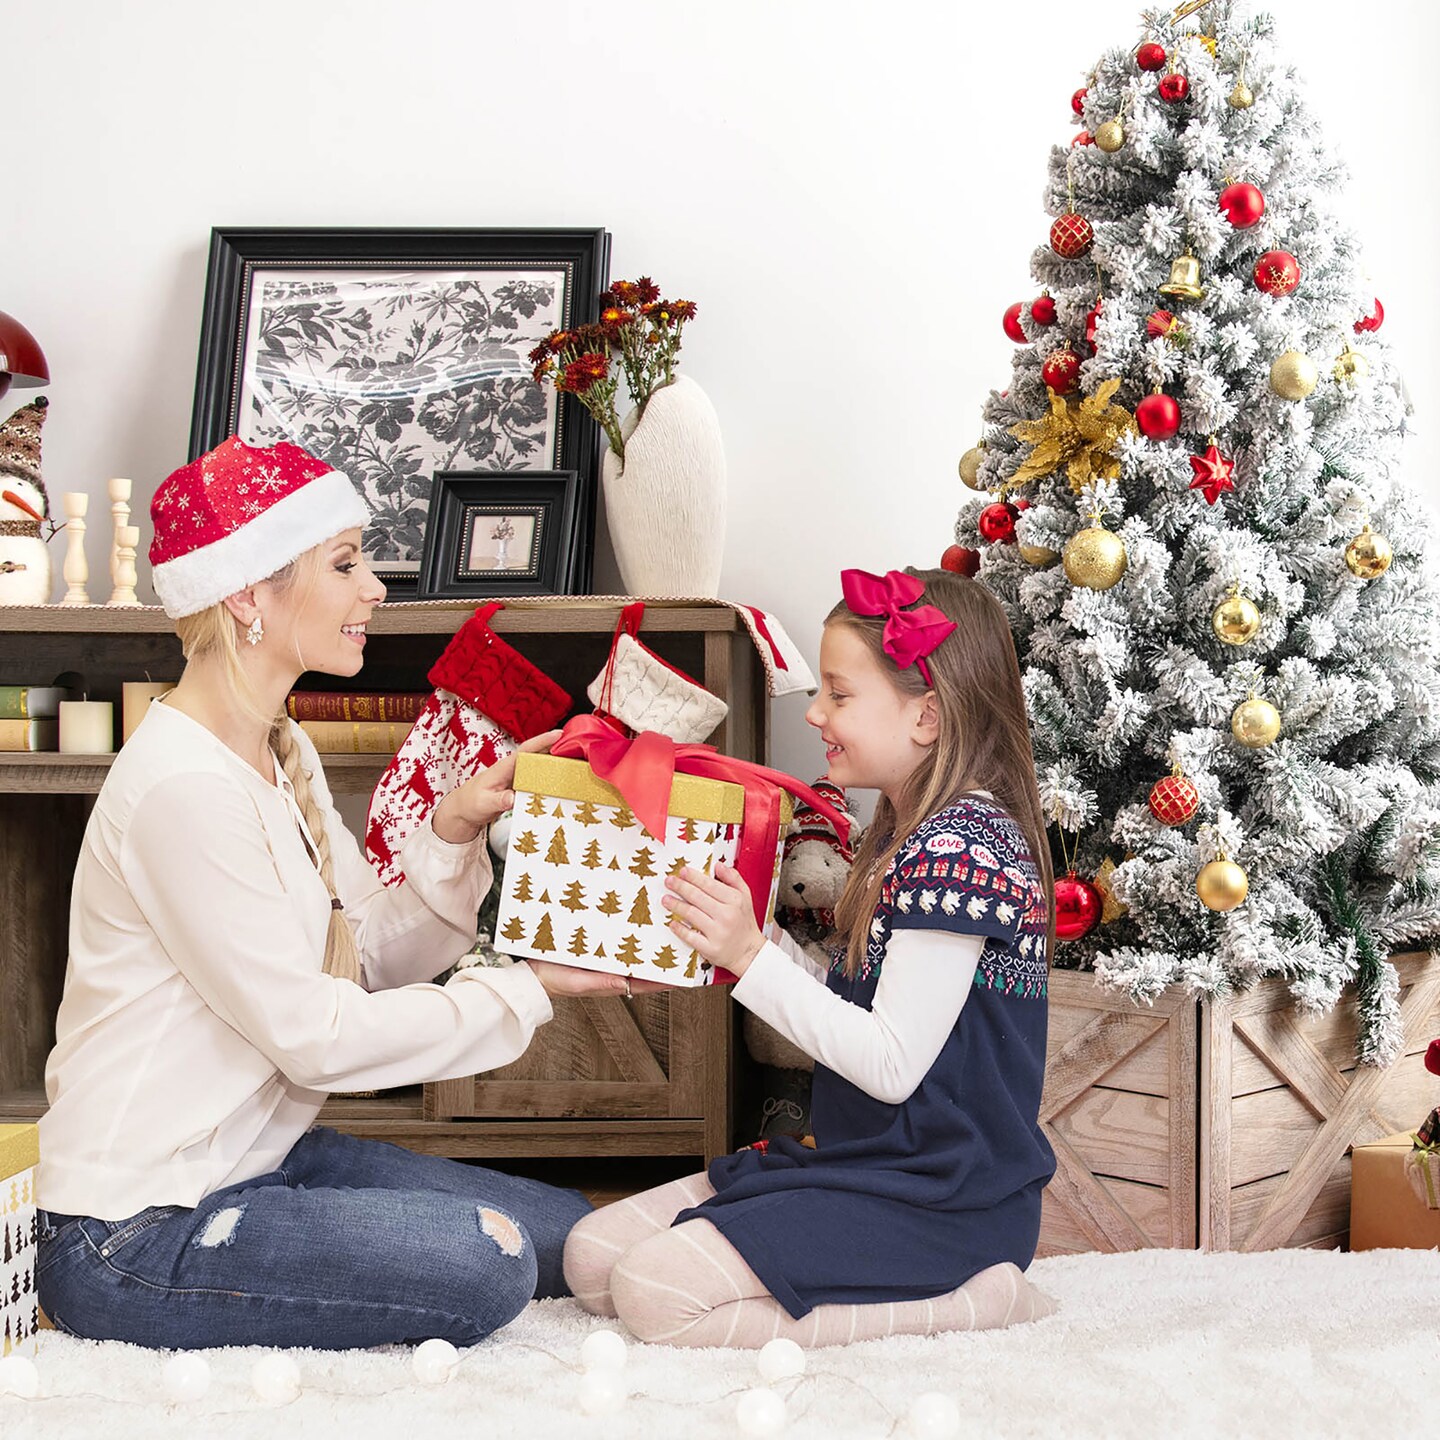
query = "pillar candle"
(122, 682, 175, 743)
(59, 701, 115, 755)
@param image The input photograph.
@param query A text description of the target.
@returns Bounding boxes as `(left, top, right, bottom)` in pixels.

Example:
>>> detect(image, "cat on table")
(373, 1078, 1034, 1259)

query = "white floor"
(5, 1248, 1438, 1439)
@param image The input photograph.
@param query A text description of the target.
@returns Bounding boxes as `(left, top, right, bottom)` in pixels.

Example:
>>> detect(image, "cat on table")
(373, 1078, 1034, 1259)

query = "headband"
(839, 568, 957, 686)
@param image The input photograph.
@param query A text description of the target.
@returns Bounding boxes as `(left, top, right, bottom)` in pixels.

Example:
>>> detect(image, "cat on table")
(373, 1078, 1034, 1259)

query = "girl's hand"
(525, 960, 665, 1000)
(430, 730, 563, 844)
(662, 863, 768, 979)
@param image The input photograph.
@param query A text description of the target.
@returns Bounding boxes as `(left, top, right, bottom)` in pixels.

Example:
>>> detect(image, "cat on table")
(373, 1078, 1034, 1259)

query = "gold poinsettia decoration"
(1008, 377, 1136, 493)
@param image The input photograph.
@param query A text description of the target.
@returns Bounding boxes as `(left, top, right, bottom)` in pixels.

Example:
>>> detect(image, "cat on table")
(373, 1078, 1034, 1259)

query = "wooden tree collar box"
(1350, 1131, 1440, 1251)
(1, 1123, 39, 1357)
(495, 752, 792, 985)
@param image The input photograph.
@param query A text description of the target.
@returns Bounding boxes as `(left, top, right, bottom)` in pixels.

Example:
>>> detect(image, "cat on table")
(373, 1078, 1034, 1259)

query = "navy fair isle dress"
(678, 797, 1056, 1319)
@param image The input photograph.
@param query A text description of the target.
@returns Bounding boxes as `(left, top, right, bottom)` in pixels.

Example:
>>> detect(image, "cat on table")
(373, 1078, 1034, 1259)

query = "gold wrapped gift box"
(1, 1123, 39, 1356)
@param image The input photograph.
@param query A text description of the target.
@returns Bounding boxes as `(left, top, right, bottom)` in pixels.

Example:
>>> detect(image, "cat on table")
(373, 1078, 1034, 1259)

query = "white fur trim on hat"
(152, 468, 370, 618)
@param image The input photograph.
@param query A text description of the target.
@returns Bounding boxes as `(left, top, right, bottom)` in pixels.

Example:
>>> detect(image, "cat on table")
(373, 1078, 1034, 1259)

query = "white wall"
(10, 0, 1439, 786)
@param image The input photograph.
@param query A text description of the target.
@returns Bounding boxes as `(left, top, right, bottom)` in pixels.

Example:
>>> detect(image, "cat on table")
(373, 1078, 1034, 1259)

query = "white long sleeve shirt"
(39, 701, 553, 1220)
(733, 927, 985, 1105)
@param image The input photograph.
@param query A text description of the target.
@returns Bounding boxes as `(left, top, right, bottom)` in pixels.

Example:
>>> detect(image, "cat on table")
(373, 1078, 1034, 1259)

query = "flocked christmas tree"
(953, 1, 1440, 1063)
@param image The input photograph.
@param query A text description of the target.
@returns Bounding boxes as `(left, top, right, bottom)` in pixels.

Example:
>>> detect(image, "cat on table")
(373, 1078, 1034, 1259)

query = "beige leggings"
(562, 1171, 1056, 1348)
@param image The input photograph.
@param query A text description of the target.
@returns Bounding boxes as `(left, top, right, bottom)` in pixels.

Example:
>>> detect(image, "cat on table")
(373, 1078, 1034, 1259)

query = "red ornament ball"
(1072, 87, 1088, 115)
(941, 544, 981, 578)
(1148, 774, 1200, 826)
(1218, 181, 1265, 229)
(1354, 297, 1385, 334)
(1084, 297, 1103, 355)
(1071, 130, 1094, 147)
(1136, 391, 1182, 441)
(1003, 302, 1028, 343)
(1055, 871, 1102, 941)
(1050, 212, 1094, 259)
(1254, 250, 1301, 296)
(978, 502, 1019, 545)
(1158, 72, 1189, 103)
(1030, 295, 1057, 326)
(1041, 349, 1082, 394)
(1136, 41, 1167, 71)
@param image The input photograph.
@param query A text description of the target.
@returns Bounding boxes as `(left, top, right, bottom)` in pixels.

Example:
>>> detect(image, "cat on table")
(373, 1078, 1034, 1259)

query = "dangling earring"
(245, 615, 264, 647)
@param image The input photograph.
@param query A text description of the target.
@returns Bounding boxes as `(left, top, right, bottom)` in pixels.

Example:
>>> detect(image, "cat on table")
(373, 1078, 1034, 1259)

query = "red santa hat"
(149, 436, 369, 618)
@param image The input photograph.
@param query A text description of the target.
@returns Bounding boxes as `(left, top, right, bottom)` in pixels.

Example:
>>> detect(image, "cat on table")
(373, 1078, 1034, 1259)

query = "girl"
(563, 566, 1058, 1346)
(37, 438, 645, 1351)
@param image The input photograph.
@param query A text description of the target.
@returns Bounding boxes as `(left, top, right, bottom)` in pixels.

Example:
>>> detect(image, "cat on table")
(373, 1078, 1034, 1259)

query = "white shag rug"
(5, 1248, 1438, 1440)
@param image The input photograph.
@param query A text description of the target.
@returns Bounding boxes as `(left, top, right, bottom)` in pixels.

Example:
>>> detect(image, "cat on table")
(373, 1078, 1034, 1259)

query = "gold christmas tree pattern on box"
(0, 1124, 39, 1358)
(493, 754, 791, 986)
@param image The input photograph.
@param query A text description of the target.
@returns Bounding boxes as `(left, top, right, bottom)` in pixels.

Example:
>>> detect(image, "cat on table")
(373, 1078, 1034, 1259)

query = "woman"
(36, 437, 635, 1350)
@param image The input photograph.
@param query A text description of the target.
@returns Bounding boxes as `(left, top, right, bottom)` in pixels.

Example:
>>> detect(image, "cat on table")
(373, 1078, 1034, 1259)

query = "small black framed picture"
(418, 470, 579, 599)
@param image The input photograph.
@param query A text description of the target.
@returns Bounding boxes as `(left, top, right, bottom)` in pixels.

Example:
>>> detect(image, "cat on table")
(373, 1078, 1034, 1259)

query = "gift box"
(495, 750, 793, 985)
(1349, 1129, 1440, 1251)
(1, 1124, 39, 1357)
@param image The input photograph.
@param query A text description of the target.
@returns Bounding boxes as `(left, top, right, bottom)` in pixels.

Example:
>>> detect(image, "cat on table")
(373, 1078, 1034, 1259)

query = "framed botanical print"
(189, 227, 609, 596)
(418, 470, 579, 599)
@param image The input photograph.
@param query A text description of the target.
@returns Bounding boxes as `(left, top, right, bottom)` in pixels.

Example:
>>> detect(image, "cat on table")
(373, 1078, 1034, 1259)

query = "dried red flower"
(609, 280, 640, 305)
(635, 276, 661, 303)
(559, 352, 609, 393)
(668, 299, 698, 323)
(545, 330, 574, 354)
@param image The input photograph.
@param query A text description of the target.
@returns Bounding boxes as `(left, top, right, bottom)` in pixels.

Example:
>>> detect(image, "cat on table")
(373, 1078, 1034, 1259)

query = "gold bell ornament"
(1159, 250, 1205, 302)
(1062, 518, 1128, 590)
(1269, 349, 1319, 401)
(1333, 346, 1370, 385)
(958, 443, 988, 491)
(1197, 853, 1248, 912)
(1231, 693, 1281, 748)
(1094, 118, 1125, 153)
(1344, 524, 1393, 579)
(1212, 584, 1261, 646)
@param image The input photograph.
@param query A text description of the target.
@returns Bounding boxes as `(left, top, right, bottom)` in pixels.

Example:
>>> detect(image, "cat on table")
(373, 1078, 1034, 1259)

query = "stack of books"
(0, 686, 70, 752)
(287, 690, 430, 755)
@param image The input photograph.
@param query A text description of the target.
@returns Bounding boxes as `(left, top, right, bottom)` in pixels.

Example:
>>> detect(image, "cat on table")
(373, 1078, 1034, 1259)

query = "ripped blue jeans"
(36, 1126, 592, 1350)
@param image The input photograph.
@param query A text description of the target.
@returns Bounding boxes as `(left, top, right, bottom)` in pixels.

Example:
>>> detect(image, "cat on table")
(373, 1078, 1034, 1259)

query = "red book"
(286, 691, 430, 722)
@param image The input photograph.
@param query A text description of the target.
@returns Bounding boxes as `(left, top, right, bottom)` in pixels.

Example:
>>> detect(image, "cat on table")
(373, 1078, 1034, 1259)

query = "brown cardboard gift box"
(1349, 1132, 1440, 1250)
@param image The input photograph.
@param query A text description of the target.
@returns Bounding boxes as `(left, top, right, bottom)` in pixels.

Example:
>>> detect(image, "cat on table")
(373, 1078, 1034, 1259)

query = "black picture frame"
(418, 469, 579, 599)
(189, 226, 610, 597)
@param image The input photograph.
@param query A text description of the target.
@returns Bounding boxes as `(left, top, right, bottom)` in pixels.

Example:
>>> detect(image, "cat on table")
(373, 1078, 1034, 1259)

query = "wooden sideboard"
(0, 600, 772, 1164)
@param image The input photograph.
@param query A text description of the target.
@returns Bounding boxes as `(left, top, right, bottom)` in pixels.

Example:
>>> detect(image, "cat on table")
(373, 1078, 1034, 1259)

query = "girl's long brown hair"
(830, 567, 1055, 978)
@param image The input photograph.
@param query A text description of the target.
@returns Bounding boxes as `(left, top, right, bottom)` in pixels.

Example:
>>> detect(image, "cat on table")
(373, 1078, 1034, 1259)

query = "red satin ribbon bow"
(551, 715, 852, 930)
(840, 568, 957, 686)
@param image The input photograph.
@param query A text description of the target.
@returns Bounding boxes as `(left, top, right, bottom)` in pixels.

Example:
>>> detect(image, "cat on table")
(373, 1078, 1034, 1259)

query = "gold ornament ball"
(958, 445, 988, 491)
(1344, 526, 1393, 580)
(1063, 527, 1128, 590)
(1228, 80, 1254, 109)
(1094, 119, 1126, 152)
(1334, 348, 1371, 383)
(1269, 350, 1319, 401)
(1212, 593, 1261, 646)
(1231, 697, 1281, 748)
(1019, 543, 1059, 568)
(1197, 858, 1249, 912)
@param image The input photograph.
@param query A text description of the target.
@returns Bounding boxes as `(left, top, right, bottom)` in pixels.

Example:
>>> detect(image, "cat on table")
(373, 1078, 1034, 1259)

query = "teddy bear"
(742, 779, 860, 1136)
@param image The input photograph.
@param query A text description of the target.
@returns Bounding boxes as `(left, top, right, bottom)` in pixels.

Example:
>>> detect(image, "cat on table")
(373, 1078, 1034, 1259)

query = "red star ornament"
(1188, 443, 1235, 505)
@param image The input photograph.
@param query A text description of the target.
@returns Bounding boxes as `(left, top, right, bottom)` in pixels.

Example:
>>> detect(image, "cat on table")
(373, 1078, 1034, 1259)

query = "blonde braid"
(271, 715, 363, 985)
(174, 546, 363, 986)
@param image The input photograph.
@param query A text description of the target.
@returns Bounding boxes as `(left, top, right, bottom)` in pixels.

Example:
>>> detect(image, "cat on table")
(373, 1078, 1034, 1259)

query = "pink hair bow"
(840, 568, 957, 686)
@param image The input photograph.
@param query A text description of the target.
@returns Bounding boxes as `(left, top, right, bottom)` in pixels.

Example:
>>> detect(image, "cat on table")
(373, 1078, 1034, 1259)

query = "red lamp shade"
(0, 311, 49, 402)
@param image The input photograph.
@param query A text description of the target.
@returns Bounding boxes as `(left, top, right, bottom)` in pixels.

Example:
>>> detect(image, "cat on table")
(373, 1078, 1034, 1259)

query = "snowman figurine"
(0, 397, 53, 605)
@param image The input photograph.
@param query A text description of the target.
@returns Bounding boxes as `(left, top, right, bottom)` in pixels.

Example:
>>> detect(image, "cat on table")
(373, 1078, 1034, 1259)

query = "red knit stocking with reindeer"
(365, 603, 571, 886)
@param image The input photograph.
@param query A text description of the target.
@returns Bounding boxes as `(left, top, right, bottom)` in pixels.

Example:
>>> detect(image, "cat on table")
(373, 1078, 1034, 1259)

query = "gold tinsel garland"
(1008, 378, 1137, 493)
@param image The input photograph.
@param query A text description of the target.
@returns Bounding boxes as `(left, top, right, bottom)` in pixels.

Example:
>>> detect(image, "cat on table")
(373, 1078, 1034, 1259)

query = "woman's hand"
(662, 863, 768, 979)
(430, 729, 563, 845)
(524, 960, 665, 1000)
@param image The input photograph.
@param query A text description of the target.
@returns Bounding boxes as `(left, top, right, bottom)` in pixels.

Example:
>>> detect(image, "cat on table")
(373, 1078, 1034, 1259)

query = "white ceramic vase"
(601, 374, 726, 598)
